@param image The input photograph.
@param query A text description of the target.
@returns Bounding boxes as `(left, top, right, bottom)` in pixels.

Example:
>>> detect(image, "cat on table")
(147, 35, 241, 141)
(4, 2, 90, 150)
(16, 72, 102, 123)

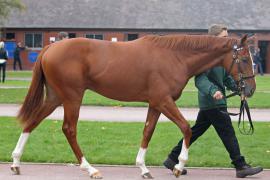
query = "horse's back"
(40, 37, 180, 102)
(40, 38, 148, 99)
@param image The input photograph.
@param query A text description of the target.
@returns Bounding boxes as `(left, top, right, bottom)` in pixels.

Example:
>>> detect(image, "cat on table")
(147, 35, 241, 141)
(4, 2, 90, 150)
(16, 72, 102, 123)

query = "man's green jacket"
(195, 66, 237, 110)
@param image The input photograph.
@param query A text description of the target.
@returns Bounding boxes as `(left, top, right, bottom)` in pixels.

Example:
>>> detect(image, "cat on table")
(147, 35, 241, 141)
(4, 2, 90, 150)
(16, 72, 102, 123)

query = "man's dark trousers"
(168, 107, 245, 167)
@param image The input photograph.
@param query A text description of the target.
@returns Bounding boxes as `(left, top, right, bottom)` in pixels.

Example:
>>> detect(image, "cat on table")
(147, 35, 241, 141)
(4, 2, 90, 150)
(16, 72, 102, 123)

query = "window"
(25, 33, 43, 48)
(126, 34, 138, 41)
(86, 34, 103, 40)
(68, 33, 76, 38)
(6, 33, 15, 40)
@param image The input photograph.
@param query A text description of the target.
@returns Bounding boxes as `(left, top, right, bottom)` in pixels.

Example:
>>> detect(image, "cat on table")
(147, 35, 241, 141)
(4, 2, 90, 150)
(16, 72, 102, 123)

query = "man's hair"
(208, 24, 228, 36)
(58, 32, 68, 39)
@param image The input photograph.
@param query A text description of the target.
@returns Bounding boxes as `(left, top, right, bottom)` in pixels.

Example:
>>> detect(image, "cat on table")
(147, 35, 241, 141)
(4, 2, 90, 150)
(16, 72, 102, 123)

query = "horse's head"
(223, 35, 256, 98)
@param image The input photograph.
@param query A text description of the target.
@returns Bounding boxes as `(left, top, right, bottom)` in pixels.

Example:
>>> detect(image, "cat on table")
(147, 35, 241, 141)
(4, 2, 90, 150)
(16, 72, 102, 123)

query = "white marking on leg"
(136, 147, 149, 175)
(11, 133, 30, 167)
(175, 140, 189, 171)
(80, 157, 99, 176)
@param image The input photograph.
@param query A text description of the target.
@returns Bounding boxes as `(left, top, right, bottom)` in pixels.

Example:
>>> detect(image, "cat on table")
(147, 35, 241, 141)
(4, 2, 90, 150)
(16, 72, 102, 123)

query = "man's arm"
(195, 73, 222, 99)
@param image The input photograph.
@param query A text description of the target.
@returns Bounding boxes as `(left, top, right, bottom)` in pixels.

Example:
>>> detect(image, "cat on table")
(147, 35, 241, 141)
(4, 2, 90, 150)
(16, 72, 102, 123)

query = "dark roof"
(4, 0, 270, 30)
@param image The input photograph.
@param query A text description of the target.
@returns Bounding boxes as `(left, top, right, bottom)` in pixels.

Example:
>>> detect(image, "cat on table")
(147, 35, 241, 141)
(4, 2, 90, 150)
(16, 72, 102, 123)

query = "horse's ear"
(240, 34, 248, 46)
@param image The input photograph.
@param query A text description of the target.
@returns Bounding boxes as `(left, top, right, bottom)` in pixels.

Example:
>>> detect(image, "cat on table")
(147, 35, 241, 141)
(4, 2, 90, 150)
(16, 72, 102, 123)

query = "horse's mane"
(142, 35, 237, 51)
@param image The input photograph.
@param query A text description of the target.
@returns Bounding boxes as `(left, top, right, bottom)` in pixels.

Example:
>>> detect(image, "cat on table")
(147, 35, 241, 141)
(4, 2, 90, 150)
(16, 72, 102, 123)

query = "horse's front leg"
(173, 140, 189, 177)
(157, 96, 192, 177)
(136, 107, 160, 179)
(62, 101, 102, 179)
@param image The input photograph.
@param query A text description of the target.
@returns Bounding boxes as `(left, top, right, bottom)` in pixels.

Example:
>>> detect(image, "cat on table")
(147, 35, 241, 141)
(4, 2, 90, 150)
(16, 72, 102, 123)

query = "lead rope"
(222, 93, 254, 135)
(238, 98, 254, 135)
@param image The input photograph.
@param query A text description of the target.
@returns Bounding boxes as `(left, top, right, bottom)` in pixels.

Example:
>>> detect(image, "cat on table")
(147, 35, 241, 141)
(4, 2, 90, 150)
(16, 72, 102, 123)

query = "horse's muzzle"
(243, 85, 255, 98)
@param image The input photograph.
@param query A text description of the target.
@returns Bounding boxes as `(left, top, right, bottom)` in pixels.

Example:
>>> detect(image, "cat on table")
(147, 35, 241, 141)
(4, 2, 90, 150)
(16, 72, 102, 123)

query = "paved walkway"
(0, 104, 269, 122)
(0, 163, 269, 180)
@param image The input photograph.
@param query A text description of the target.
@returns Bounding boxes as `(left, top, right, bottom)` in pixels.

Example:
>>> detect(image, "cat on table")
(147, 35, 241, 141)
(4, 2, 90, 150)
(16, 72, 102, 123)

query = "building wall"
(4, 29, 270, 73)
(4, 29, 135, 70)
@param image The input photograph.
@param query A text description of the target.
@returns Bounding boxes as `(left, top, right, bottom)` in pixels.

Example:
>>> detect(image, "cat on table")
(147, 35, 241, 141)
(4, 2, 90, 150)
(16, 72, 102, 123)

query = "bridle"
(227, 44, 255, 93)
(223, 44, 256, 135)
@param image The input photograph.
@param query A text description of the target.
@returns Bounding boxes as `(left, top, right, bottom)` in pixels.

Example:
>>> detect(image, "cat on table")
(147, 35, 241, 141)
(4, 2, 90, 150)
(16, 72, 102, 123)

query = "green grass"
(0, 80, 30, 87)
(0, 117, 269, 168)
(0, 89, 28, 104)
(6, 70, 33, 78)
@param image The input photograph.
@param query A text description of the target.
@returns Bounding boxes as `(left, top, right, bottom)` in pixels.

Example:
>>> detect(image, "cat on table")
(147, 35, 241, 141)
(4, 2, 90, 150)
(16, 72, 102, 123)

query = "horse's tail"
(18, 45, 50, 128)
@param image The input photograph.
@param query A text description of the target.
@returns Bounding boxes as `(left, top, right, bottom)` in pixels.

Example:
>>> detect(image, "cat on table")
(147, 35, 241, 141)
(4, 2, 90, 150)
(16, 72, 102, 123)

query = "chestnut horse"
(11, 34, 255, 178)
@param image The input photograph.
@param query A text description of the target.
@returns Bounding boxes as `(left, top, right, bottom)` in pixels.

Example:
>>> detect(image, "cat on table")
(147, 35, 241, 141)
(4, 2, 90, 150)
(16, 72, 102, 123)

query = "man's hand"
(213, 91, 224, 100)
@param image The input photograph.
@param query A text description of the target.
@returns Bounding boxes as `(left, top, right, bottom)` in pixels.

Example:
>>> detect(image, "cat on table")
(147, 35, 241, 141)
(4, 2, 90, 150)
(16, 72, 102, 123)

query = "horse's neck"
(184, 48, 229, 78)
(187, 52, 226, 77)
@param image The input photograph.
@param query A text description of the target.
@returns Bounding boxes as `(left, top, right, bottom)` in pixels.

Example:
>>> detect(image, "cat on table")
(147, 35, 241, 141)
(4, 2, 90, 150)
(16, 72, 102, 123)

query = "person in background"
(163, 24, 263, 178)
(13, 42, 25, 71)
(58, 32, 69, 41)
(0, 41, 8, 83)
(253, 48, 264, 75)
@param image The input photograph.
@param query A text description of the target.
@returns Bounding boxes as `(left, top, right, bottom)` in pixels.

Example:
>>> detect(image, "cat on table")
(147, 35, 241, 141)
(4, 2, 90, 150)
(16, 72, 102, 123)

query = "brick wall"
(4, 29, 270, 73)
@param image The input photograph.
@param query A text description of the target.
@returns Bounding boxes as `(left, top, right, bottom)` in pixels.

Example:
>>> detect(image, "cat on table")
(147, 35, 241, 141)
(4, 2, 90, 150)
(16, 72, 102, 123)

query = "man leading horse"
(163, 24, 263, 178)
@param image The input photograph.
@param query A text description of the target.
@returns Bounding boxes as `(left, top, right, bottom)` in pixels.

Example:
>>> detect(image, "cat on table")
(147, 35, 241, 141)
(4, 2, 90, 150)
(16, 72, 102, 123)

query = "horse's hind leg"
(11, 88, 61, 175)
(136, 107, 160, 179)
(156, 96, 191, 177)
(62, 99, 102, 179)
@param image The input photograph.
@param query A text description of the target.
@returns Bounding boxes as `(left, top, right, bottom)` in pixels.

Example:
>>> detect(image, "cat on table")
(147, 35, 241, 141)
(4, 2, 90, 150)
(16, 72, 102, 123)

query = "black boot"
(236, 164, 263, 178)
(232, 156, 263, 178)
(163, 157, 187, 175)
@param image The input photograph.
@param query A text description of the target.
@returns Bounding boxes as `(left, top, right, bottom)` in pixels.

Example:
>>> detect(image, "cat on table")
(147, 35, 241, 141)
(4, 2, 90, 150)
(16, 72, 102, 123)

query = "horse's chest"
(165, 78, 185, 99)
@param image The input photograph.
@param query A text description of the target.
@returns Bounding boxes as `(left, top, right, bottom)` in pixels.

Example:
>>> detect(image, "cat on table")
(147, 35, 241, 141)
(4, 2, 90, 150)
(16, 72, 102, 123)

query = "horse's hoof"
(11, 166, 20, 175)
(141, 172, 154, 179)
(173, 167, 181, 178)
(90, 171, 103, 179)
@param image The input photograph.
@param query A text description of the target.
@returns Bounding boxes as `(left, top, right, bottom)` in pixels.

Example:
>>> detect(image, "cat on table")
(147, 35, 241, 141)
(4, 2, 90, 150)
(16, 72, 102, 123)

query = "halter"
(223, 44, 255, 135)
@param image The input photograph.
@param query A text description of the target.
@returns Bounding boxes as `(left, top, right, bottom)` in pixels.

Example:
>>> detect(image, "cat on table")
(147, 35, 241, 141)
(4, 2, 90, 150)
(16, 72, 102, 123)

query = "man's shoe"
(236, 164, 263, 178)
(163, 157, 187, 175)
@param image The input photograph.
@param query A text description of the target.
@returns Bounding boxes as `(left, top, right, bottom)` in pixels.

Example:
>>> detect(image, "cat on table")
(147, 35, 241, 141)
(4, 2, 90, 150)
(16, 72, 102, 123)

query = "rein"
(221, 44, 255, 135)
(223, 93, 254, 135)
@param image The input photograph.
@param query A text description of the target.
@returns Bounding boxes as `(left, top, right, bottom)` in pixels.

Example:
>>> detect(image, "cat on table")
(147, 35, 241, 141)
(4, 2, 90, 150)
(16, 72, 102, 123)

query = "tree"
(0, 0, 25, 39)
